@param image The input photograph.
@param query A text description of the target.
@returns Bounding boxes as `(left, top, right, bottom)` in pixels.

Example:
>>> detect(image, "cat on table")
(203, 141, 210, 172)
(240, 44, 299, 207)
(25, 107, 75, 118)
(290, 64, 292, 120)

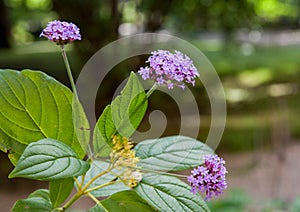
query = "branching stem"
(60, 166, 114, 211)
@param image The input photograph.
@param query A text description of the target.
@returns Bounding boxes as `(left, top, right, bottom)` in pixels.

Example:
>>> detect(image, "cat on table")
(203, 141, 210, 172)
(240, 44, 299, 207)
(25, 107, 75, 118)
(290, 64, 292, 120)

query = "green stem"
(127, 165, 188, 179)
(87, 193, 100, 204)
(85, 180, 118, 193)
(82, 166, 114, 191)
(61, 167, 115, 211)
(102, 158, 188, 178)
(87, 193, 109, 212)
(60, 45, 78, 98)
(60, 45, 94, 156)
(146, 83, 158, 98)
(80, 174, 86, 189)
(61, 190, 84, 211)
(74, 177, 81, 189)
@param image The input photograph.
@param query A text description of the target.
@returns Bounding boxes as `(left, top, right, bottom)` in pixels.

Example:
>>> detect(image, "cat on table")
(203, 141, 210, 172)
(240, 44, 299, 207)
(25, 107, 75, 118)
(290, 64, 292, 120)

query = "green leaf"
(49, 178, 74, 207)
(0, 134, 26, 165)
(111, 72, 147, 137)
(0, 69, 85, 162)
(79, 160, 129, 197)
(9, 138, 90, 180)
(11, 189, 52, 212)
(135, 135, 214, 171)
(8, 150, 22, 166)
(72, 98, 91, 155)
(0, 107, 26, 165)
(87, 203, 108, 212)
(135, 173, 210, 212)
(101, 190, 156, 212)
(93, 72, 147, 157)
(93, 105, 116, 157)
(2, 140, 26, 166)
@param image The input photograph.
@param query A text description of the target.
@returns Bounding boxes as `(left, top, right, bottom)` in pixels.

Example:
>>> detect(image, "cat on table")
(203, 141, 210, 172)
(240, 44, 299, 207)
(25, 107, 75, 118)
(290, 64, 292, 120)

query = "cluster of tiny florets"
(138, 50, 199, 89)
(40, 20, 81, 45)
(187, 155, 227, 201)
(110, 135, 141, 188)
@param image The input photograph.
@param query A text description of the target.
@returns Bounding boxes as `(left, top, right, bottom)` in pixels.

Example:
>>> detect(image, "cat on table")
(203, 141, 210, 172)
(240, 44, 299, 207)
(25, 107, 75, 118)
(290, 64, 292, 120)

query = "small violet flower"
(138, 50, 199, 89)
(187, 155, 227, 201)
(40, 20, 81, 45)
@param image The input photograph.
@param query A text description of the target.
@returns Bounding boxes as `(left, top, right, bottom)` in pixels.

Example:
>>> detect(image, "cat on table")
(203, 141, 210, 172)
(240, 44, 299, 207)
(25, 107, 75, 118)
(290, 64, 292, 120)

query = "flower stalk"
(146, 83, 158, 98)
(40, 20, 81, 98)
(60, 45, 78, 98)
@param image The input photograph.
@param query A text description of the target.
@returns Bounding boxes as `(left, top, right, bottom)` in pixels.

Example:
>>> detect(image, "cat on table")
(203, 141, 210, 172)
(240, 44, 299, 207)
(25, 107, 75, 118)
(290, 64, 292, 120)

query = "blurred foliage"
(290, 196, 300, 212)
(250, 0, 299, 25)
(208, 190, 300, 212)
(2, 0, 300, 48)
(4, 0, 55, 45)
(51, 0, 121, 59)
(165, 0, 256, 42)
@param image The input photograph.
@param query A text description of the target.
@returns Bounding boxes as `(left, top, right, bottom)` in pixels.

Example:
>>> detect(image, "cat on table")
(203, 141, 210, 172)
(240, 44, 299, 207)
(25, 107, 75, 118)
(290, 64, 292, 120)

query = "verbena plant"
(0, 20, 227, 212)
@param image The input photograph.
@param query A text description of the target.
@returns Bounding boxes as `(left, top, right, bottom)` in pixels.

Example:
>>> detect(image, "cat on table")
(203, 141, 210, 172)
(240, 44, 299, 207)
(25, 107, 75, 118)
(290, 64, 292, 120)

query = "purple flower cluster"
(40, 20, 81, 45)
(138, 50, 199, 89)
(187, 155, 227, 201)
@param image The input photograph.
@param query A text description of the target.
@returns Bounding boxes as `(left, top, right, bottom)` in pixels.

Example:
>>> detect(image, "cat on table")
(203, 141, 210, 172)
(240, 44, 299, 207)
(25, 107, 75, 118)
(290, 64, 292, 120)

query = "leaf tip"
(8, 170, 17, 179)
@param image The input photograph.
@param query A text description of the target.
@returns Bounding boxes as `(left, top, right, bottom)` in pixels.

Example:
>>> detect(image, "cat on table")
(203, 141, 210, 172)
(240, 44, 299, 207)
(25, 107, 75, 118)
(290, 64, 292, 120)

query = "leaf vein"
(15, 73, 48, 137)
(0, 88, 25, 111)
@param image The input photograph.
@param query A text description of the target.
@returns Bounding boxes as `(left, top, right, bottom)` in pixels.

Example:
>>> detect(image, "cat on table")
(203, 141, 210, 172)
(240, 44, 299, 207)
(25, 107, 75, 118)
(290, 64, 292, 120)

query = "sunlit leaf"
(110, 71, 147, 138)
(93, 72, 147, 157)
(72, 98, 91, 155)
(0, 69, 85, 163)
(93, 105, 116, 157)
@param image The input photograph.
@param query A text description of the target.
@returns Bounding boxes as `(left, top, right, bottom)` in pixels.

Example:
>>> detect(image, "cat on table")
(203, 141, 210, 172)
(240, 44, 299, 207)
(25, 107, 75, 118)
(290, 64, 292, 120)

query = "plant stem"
(82, 166, 113, 191)
(146, 83, 158, 98)
(87, 193, 109, 212)
(61, 167, 115, 211)
(87, 193, 100, 204)
(80, 174, 86, 189)
(85, 180, 117, 193)
(102, 158, 188, 178)
(61, 190, 83, 211)
(128, 165, 188, 179)
(74, 177, 81, 190)
(60, 45, 94, 156)
(60, 45, 78, 99)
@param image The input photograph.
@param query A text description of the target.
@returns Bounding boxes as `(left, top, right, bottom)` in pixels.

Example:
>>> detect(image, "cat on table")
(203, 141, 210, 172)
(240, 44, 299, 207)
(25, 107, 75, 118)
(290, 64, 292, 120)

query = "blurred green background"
(1, 0, 300, 211)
